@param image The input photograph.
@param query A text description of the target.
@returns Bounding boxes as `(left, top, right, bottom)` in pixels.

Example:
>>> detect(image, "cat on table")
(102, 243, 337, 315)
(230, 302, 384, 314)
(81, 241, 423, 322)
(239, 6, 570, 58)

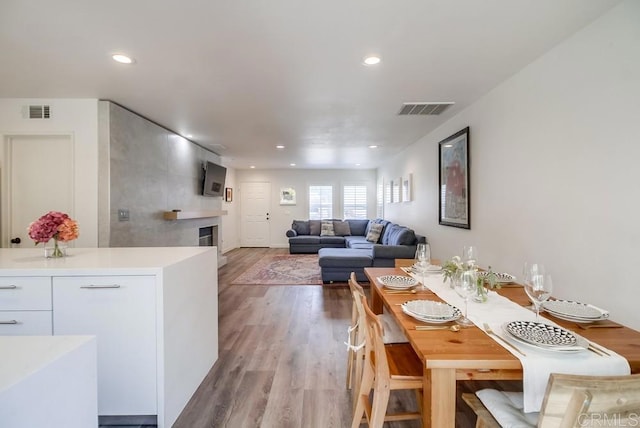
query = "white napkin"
(407, 273, 631, 413)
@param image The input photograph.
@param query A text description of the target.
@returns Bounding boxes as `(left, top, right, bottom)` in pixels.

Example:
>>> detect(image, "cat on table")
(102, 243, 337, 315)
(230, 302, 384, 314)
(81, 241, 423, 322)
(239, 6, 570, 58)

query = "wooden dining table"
(364, 266, 640, 428)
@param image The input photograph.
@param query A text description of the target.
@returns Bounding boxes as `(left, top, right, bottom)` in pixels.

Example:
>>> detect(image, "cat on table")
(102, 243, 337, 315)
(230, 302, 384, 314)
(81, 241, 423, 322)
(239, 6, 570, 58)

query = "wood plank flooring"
(173, 247, 521, 428)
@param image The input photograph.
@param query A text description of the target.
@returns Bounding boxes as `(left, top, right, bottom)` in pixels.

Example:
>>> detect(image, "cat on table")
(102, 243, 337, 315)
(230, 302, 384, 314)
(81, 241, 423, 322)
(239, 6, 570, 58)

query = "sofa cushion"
(366, 223, 384, 243)
(318, 248, 373, 268)
(346, 219, 369, 236)
(319, 236, 345, 245)
(292, 220, 310, 235)
(333, 220, 351, 236)
(309, 220, 321, 235)
(320, 221, 335, 236)
(380, 222, 398, 245)
(385, 225, 417, 246)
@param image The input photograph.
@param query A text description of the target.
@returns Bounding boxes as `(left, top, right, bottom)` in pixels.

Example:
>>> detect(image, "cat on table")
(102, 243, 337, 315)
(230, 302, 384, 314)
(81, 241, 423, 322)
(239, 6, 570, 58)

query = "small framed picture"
(225, 187, 233, 202)
(402, 174, 412, 202)
(280, 187, 296, 205)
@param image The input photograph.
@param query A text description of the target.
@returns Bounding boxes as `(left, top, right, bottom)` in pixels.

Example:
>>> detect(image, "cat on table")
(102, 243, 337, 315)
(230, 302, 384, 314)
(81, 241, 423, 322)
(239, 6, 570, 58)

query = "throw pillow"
(366, 223, 384, 243)
(292, 220, 310, 235)
(333, 220, 351, 236)
(309, 220, 321, 235)
(320, 220, 335, 236)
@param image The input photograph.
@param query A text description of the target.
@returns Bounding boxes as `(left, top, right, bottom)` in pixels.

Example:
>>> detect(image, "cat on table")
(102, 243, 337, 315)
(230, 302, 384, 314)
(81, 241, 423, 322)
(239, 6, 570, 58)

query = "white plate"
(477, 271, 516, 283)
(377, 275, 418, 290)
(402, 300, 459, 319)
(503, 320, 578, 348)
(542, 300, 608, 320)
(401, 305, 461, 324)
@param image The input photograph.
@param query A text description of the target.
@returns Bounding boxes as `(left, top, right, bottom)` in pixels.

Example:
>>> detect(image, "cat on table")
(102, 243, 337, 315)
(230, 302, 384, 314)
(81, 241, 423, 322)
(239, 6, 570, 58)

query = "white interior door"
(240, 182, 270, 247)
(4, 135, 74, 247)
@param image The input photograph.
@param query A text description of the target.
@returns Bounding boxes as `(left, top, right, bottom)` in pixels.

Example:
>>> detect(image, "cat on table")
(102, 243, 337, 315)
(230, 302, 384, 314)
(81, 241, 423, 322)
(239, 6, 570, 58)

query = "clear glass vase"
(473, 276, 488, 303)
(44, 239, 66, 258)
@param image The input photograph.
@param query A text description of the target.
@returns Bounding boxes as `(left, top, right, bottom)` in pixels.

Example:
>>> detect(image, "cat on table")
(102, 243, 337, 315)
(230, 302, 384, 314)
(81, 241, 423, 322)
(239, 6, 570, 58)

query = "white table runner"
(406, 271, 631, 413)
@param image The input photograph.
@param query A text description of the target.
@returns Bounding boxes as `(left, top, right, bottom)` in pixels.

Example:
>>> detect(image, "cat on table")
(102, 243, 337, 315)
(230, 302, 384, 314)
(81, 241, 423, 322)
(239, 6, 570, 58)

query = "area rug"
(231, 254, 322, 285)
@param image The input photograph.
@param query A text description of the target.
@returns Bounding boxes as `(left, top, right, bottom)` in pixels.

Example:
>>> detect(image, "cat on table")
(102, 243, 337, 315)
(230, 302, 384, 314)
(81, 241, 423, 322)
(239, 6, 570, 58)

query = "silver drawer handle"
(0, 285, 18, 289)
(0, 320, 19, 324)
(80, 284, 121, 289)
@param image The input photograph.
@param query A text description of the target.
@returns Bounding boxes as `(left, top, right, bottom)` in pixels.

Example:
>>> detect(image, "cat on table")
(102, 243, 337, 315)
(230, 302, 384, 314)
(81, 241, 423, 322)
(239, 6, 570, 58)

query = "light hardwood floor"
(173, 248, 520, 428)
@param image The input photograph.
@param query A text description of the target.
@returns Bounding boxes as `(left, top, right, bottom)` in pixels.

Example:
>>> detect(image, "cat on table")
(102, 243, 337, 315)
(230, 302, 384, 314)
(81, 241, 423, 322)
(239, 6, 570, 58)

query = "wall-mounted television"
(202, 161, 227, 197)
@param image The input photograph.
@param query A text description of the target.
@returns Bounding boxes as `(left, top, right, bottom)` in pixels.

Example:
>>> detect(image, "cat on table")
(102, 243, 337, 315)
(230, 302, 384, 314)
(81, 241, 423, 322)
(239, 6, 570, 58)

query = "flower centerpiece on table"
(442, 256, 501, 302)
(442, 255, 463, 286)
(28, 211, 79, 258)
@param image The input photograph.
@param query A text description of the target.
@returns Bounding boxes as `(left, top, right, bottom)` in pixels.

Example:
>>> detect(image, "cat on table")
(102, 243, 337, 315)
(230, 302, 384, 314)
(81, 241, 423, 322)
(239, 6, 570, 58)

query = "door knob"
(10, 237, 21, 244)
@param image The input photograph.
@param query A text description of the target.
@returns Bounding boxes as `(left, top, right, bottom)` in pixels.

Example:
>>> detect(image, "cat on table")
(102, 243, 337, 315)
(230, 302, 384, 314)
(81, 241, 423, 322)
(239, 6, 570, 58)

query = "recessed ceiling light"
(112, 54, 135, 64)
(368, 145, 378, 149)
(355, 163, 361, 166)
(363, 55, 381, 66)
(290, 163, 296, 167)
(276, 145, 285, 149)
(250, 165, 256, 169)
(186, 134, 193, 139)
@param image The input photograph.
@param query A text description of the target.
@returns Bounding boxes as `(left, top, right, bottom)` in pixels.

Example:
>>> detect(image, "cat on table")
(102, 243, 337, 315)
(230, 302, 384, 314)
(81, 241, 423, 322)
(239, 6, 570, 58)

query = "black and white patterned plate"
(401, 301, 462, 324)
(477, 271, 516, 283)
(504, 321, 577, 348)
(377, 275, 418, 289)
(542, 300, 609, 321)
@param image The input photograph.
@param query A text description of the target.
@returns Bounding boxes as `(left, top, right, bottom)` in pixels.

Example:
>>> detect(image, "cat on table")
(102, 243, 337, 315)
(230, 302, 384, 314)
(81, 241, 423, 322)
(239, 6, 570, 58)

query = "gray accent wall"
(98, 101, 224, 248)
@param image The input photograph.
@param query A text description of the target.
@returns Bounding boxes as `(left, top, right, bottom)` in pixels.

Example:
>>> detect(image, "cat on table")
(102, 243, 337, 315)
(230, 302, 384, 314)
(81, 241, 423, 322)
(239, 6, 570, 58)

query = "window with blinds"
(343, 185, 367, 219)
(309, 185, 333, 219)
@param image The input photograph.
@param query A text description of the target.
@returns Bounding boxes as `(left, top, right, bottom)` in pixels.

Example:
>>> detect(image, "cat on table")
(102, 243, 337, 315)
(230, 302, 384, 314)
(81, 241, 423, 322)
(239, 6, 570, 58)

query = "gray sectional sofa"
(285, 218, 426, 283)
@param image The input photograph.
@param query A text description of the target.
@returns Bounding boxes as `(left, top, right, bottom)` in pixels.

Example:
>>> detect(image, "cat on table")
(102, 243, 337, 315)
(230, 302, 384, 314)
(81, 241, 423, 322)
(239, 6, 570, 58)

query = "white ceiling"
(0, 0, 619, 169)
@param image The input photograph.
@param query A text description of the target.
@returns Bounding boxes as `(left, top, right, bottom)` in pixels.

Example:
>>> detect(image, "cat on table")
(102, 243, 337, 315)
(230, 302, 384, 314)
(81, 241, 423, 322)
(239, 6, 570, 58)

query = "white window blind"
(343, 185, 367, 219)
(309, 185, 333, 219)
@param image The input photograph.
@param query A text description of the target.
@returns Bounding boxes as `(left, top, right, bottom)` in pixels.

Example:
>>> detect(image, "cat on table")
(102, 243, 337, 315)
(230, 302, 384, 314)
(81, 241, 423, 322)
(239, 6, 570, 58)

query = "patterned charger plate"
(542, 300, 609, 321)
(377, 275, 418, 290)
(503, 321, 577, 348)
(477, 271, 516, 283)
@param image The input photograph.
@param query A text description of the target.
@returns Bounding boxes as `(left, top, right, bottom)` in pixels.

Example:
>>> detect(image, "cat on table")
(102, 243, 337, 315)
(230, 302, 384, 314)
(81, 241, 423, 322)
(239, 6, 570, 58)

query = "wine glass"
(454, 268, 476, 327)
(462, 245, 478, 270)
(524, 267, 553, 321)
(414, 243, 430, 289)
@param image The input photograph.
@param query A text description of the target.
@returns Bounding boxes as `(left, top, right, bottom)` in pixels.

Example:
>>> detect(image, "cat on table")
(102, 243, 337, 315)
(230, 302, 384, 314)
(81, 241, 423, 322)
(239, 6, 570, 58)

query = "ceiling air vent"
(398, 102, 454, 116)
(27, 105, 51, 119)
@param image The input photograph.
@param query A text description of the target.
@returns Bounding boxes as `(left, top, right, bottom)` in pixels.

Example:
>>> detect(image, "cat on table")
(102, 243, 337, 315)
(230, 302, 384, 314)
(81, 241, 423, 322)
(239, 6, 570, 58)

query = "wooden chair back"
(539, 373, 640, 428)
(346, 272, 367, 396)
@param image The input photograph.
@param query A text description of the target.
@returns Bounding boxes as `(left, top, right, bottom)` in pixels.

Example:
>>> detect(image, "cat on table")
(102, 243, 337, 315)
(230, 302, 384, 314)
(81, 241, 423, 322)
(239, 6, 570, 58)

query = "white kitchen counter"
(0, 246, 219, 428)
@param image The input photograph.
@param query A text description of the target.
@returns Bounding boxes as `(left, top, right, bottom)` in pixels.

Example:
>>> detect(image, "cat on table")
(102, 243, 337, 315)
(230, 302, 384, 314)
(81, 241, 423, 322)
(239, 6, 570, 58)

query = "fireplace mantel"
(163, 210, 228, 220)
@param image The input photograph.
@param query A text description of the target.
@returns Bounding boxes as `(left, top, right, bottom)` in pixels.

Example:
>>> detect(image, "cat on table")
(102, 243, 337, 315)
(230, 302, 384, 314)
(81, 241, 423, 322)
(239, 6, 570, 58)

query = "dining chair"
(351, 293, 424, 428)
(346, 273, 407, 393)
(462, 373, 640, 428)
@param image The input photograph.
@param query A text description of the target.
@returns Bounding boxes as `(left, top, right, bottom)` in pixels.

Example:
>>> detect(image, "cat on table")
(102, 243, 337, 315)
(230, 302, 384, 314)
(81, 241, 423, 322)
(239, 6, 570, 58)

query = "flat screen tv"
(202, 161, 227, 197)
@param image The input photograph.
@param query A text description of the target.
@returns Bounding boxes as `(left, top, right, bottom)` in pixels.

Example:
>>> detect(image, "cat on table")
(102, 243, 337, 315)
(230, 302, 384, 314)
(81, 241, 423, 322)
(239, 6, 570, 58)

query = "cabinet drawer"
(0, 277, 51, 310)
(0, 311, 53, 335)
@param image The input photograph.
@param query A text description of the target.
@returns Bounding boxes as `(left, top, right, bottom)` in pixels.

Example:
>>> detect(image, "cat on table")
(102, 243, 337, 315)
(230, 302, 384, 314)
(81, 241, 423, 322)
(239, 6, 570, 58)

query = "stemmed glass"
(523, 264, 553, 321)
(414, 243, 430, 290)
(454, 268, 476, 327)
(463, 245, 478, 270)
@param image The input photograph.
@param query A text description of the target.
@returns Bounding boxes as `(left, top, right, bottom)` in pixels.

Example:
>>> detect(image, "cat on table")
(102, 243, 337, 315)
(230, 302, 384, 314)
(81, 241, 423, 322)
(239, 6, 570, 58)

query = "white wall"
(0, 99, 99, 247)
(378, 1, 640, 329)
(236, 168, 377, 248)
(220, 164, 239, 254)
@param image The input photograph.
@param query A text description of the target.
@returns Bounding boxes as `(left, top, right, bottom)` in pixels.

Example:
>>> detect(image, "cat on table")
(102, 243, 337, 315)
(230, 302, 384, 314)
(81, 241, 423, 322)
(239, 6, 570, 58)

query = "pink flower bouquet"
(28, 211, 79, 244)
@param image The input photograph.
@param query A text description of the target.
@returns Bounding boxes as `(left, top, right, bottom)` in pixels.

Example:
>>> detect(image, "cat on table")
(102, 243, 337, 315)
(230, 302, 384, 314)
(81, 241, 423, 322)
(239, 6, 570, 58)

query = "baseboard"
(98, 415, 157, 425)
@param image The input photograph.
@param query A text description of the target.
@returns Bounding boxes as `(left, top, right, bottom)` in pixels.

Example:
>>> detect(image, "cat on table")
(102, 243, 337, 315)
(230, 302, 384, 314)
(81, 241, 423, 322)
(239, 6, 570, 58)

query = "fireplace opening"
(199, 225, 218, 247)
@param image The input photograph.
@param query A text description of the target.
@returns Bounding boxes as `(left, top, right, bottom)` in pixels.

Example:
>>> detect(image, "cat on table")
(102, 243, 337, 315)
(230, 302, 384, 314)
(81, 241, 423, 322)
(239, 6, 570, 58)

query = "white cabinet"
(0, 247, 218, 428)
(0, 276, 52, 335)
(53, 276, 157, 415)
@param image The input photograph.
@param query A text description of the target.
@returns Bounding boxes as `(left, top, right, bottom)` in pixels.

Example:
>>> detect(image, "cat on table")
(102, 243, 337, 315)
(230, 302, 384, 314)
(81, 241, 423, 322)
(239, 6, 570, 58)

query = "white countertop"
(0, 335, 96, 393)
(0, 247, 216, 276)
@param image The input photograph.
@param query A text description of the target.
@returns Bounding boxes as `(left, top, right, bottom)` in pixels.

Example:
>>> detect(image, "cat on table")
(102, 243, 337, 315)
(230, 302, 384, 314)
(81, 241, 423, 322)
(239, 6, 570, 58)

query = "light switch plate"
(118, 209, 130, 221)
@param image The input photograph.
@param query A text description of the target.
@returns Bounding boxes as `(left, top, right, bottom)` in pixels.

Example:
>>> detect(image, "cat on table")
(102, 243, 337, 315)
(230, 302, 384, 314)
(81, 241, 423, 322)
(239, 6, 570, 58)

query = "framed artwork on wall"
(402, 174, 412, 202)
(225, 187, 233, 202)
(280, 187, 296, 205)
(393, 178, 401, 203)
(439, 127, 470, 229)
